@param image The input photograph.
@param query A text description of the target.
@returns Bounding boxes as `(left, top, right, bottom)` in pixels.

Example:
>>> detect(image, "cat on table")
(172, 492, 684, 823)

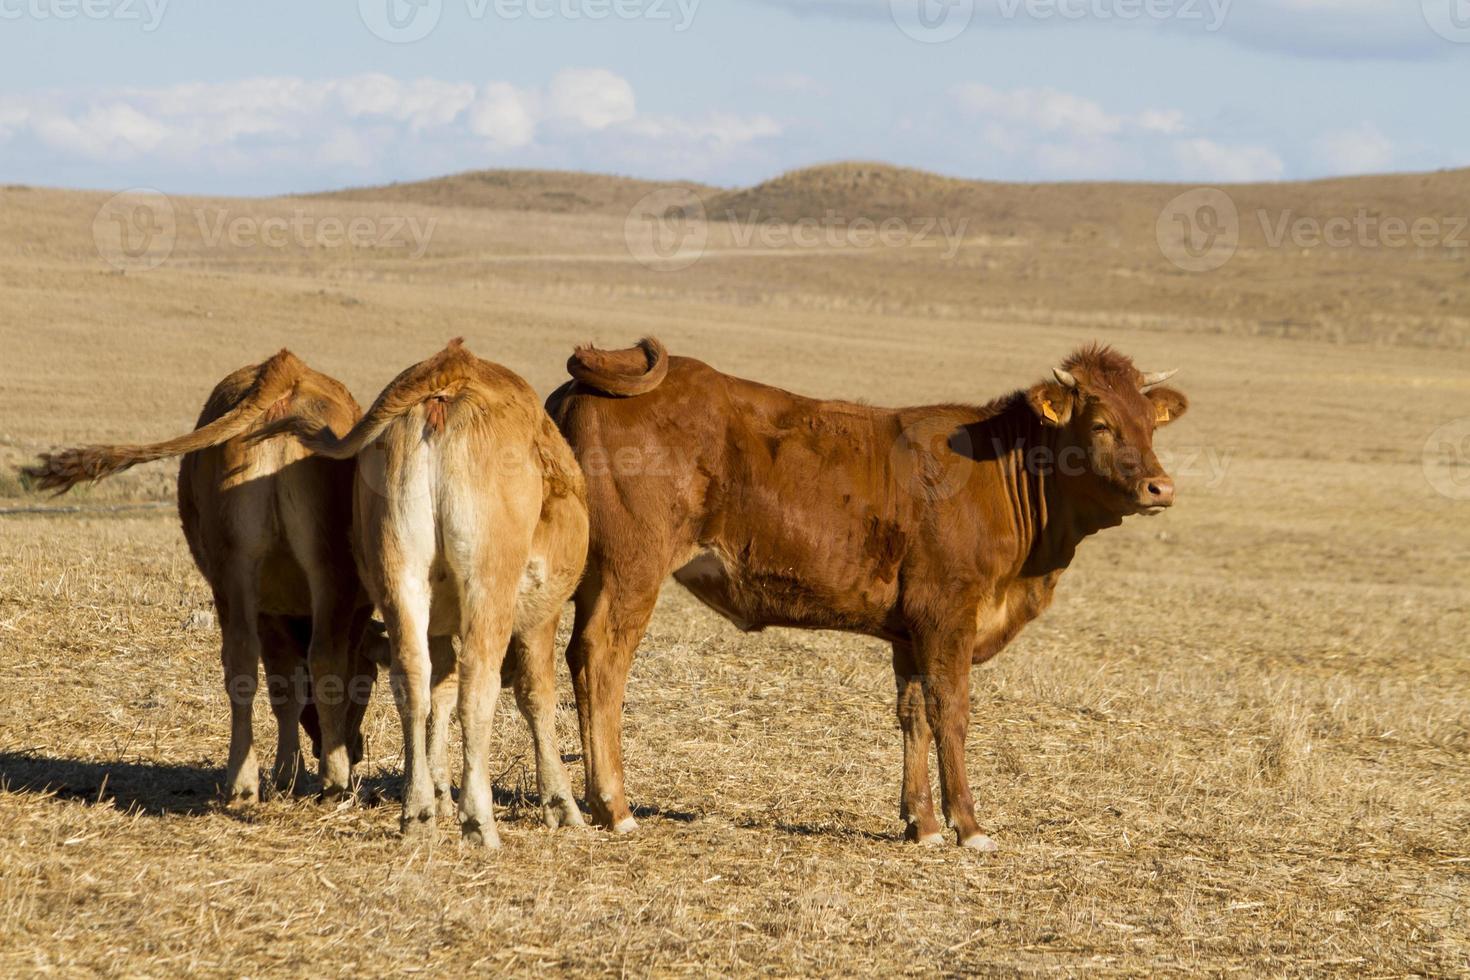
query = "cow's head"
(1025, 346, 1188, 516)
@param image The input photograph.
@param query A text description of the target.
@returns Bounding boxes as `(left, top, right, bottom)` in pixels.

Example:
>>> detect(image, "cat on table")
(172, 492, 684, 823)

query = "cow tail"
(566, 337, 668, 397)
(22, 349, 306, 495)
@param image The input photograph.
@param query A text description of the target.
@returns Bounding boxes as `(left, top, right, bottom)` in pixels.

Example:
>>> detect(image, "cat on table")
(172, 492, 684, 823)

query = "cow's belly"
(673, 549, 760, 631)
(672, 546, 889, 634)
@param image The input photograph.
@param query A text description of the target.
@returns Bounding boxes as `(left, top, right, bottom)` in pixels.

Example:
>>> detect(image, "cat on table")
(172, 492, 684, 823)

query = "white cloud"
(1171, 138, 1286, 181)
(546, 68, 637, 130)
(1314, 122, 1396, 174)
(0, 70, 781, 189)
(468, 82, 539, 149)
(948, 83, 1288, 181)
(626, 112, 783, 147)
(1137, 109, 1187, 135)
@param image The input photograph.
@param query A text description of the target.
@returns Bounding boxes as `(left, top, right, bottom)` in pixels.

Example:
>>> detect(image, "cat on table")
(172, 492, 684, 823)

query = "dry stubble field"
(0, 170, 1467, 975)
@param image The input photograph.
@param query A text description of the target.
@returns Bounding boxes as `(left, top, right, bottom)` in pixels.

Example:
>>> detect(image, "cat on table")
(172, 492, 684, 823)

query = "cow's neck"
(974, 398, 1117, 579)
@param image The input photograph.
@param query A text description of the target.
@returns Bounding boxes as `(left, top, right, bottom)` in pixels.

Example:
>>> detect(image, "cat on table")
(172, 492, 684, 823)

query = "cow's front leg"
(892, 641, 943, 844)
(914, 623, 997, 851)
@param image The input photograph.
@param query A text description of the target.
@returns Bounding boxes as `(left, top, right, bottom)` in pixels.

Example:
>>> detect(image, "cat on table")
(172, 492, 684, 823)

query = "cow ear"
(1026, 382, 1075, 427)
(1146, 386, 1188, 426)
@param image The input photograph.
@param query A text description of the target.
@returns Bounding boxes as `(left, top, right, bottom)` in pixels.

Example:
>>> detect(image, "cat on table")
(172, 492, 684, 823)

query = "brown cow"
(548, 339, 1188, 847)
(281, 340, 588, 845)
(23, 352, 381, 804)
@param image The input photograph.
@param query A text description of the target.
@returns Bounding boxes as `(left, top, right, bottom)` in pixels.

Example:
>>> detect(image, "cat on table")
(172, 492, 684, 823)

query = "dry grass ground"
(0, 168, 1467, 975)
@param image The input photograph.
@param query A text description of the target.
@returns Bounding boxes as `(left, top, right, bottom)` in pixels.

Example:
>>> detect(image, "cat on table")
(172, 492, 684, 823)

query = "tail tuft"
(22, 446, 137, 495)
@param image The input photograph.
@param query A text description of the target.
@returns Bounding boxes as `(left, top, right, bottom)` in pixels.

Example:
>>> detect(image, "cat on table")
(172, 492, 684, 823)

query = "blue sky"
(1, 0, 1467, 195)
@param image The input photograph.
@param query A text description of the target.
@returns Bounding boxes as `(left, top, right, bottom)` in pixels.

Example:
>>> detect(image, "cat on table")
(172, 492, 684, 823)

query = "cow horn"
(1140, 369, 1178, 389)
(1052, 368, 1078, 389)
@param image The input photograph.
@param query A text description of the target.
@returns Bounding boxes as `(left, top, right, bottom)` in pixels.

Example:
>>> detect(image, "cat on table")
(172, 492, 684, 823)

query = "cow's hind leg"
(385, 586, 436, 840)
(427, 635, 458, 819)
(217, 557, 265, 805)
(565, 568, 659, 833)
(456, 600, 514, 848)
(893, 641, 943, 844)
(280, 514, 360, 801)
(512, 615, 585, 830)
(259, 615, 311, 796)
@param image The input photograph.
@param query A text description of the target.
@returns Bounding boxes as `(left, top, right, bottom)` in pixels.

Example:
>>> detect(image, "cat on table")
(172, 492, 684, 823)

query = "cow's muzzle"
(1136, 476, 1175, 512)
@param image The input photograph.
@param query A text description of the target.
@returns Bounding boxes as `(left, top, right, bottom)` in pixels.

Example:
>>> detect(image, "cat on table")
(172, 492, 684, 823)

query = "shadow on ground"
(0, 751, 398, 818)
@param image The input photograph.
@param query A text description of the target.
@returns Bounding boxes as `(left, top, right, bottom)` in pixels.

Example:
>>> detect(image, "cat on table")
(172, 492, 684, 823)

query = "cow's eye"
(1092, 422, 1110, 434)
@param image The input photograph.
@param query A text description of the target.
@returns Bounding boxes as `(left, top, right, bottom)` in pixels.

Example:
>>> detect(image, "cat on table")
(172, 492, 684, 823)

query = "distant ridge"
(317, 162, 1470, 245)
(316, 168, 712, 215)
(704, 161, 1470, 237)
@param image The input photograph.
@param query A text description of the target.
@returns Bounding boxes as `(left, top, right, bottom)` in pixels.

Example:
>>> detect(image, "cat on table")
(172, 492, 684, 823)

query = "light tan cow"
(281, 339, 588, 845)
(23, 351, 381, 803)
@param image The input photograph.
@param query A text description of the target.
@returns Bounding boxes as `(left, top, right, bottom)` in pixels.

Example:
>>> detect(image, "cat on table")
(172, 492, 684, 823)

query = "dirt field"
(1, 169, 1467, 975)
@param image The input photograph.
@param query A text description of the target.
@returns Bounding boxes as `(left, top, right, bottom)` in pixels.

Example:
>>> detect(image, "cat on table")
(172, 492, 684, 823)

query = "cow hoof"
(224, 782, 260, 807)
(961, 834, 999, 852)
(915, 832, 946, 846)
(435, 792, 456, 820)
(400, 810, 436, 841)
(460, 820, 501, 849)
(611, 816, 639, 835)
(543, 800, 587, 831)
(320, 784, 354, 806)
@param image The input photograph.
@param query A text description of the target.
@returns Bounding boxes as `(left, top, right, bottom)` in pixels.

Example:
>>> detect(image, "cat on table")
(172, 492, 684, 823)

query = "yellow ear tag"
(1155, 403, 1172, 423)
(1041, 399, 1060, 424)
